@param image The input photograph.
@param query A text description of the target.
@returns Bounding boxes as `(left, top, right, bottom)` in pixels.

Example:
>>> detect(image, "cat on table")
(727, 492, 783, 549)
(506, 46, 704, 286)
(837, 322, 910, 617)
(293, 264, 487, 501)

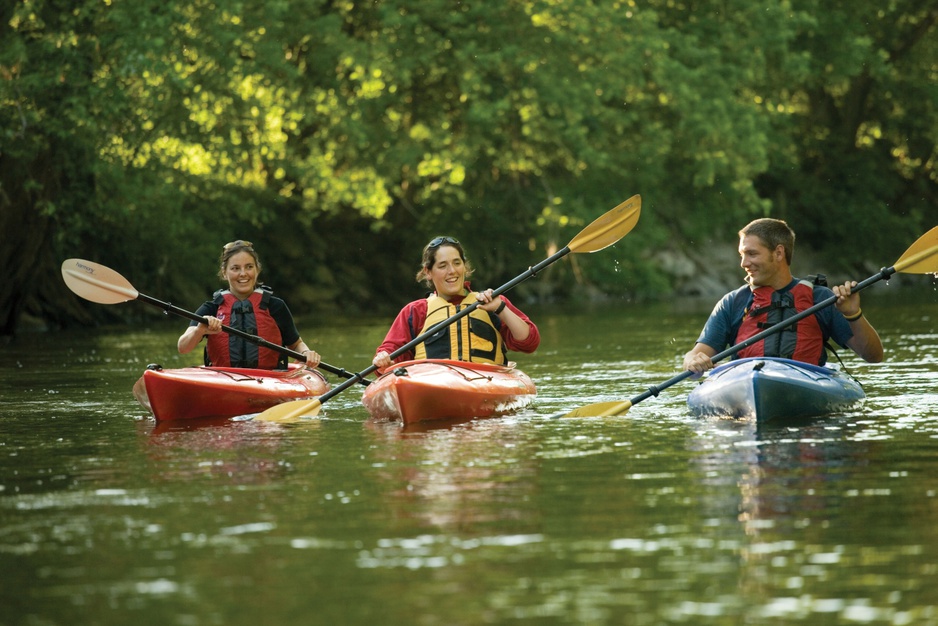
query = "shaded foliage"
(1, 0, 935, 335)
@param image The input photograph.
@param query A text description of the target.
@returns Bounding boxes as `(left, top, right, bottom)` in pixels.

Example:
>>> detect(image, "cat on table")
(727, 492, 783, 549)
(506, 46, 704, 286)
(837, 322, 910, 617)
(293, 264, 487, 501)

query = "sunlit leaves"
(2, 0, 935, 328)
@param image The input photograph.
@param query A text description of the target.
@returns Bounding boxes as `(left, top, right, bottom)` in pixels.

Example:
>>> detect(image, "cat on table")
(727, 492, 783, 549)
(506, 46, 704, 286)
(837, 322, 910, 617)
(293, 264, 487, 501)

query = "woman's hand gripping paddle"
(60, 259, 366, 385)
(254, 194, 643, 422)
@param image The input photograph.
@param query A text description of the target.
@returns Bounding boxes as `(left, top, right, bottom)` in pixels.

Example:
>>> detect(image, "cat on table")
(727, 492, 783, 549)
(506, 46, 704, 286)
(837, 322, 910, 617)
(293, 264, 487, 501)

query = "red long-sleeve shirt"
(375, 292, 540, 365)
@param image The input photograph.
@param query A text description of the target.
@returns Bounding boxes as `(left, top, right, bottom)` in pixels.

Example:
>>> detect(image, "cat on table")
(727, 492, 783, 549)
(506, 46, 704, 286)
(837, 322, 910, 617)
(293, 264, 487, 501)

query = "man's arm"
(833, 281, 884, 363)
(683, 343, 718, 374)
(844, 316, 884, 363)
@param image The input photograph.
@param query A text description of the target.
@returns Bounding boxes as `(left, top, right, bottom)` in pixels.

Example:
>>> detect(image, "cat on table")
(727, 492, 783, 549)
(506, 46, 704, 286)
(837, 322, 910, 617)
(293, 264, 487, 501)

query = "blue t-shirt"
(695, 279, 854, 366)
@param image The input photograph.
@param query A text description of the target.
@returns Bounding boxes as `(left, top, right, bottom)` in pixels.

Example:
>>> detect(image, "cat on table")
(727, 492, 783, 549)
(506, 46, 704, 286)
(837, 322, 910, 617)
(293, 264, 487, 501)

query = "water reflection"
(3, 296, 938, 625)
(683, 399, 938, 622)
(363, 416, 542, 531)
(139, 415, 309, 485)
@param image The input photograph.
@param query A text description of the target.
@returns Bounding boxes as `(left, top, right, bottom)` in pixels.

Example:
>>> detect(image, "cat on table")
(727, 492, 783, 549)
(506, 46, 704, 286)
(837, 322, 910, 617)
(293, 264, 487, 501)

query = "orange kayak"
(361, 359, 536, 425)
(133, 363, 329, 422)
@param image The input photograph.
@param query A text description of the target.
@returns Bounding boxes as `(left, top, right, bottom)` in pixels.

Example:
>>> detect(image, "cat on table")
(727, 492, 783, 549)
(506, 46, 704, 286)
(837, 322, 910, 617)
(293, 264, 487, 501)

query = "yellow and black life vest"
(414, 293, 508, 365)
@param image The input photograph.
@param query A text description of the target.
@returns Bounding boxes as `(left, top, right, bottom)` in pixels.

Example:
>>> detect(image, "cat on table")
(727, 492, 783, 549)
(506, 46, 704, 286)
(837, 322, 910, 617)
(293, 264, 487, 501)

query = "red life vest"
(205, 288, 285, 368)
(735, 279, 825, 364)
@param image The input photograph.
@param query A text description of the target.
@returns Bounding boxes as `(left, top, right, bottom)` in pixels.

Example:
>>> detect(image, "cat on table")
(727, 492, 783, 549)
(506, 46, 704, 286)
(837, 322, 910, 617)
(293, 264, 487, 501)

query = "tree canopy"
(2, 0, 935, 335)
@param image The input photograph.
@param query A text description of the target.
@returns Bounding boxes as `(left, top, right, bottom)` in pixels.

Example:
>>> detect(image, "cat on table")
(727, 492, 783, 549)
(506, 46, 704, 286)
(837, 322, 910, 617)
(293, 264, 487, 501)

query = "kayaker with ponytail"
(177, 239, 321, 370)
(683, 218, 884, 375)
(372, 236, 540, 371)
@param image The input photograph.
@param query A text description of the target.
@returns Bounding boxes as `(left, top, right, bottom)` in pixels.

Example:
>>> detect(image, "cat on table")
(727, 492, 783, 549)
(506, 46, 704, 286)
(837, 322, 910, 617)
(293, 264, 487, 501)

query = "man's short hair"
(739, 218, 795, 265)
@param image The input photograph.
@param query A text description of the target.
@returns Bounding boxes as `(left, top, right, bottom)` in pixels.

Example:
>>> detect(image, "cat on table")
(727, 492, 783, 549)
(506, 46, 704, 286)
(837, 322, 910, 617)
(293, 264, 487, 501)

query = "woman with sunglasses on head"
(372, 236, 540, 371)
(177, 240, 321, 369)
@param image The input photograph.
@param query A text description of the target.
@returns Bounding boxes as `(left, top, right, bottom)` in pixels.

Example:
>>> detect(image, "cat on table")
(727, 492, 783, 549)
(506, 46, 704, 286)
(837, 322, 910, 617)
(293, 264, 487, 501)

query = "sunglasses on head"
(427, 236, 460, 248)
(224, 240, 254, 251)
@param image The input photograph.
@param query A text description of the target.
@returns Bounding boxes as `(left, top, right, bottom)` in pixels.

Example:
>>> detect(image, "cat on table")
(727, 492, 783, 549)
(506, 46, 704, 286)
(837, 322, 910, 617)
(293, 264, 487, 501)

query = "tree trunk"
(0, 152, 94, 337)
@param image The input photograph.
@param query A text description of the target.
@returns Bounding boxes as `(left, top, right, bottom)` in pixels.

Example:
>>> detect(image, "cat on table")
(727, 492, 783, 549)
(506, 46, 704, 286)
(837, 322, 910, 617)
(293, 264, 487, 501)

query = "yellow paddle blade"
(254, 398, 324, 422)
(894, 225, 938, 274)
(558, 399, 634, 418)
(567, 195, 641, 253)
(61, 258, 139, 304)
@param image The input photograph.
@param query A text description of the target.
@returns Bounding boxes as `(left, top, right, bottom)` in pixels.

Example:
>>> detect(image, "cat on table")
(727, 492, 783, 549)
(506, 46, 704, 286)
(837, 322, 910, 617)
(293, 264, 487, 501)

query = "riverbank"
(659, 235, 926, 300)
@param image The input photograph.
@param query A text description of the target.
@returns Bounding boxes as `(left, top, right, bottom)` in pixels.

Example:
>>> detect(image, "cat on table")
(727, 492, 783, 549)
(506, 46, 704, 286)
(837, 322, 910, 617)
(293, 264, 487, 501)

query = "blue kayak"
(687, 357, 865, 424)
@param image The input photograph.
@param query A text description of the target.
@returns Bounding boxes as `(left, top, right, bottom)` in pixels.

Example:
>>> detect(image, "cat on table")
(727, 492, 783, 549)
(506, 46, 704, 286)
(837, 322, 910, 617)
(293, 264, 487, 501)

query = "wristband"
(494, 300, 506, 315)
(844, 309, 863, 322)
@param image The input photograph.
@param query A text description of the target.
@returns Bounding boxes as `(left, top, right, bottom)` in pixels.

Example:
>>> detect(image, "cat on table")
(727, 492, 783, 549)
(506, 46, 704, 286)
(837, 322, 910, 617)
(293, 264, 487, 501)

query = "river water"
(2, 291, 937, 625)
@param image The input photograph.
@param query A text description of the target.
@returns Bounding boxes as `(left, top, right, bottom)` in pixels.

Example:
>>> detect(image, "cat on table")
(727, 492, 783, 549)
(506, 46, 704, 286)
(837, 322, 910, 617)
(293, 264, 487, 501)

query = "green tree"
(2, 0, 934, 336)
(758, 0, 937, 261)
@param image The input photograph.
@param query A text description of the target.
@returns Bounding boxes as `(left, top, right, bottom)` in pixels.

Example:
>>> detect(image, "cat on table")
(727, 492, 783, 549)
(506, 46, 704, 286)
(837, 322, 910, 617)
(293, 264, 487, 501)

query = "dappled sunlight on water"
(2, 295, 938, 624)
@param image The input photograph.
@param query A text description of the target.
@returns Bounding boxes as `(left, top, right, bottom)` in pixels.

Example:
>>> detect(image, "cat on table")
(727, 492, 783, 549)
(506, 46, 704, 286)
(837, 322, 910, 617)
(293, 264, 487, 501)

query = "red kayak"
(361, 359, 536, 425)
(133, 363, 329, 421)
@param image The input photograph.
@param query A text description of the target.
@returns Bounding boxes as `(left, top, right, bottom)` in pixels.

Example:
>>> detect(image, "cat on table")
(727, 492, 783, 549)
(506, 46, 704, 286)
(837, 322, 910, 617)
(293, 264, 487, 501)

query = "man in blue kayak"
(683, 218, 884, 375)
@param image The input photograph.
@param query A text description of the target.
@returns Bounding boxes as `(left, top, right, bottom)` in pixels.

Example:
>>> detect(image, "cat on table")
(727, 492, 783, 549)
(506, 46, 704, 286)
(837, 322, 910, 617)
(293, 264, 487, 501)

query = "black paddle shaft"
(136, 292, 365, 385)
(410, 244, 571, 351)
(314, 244, 575, 404)
(629, 265, 896, 406)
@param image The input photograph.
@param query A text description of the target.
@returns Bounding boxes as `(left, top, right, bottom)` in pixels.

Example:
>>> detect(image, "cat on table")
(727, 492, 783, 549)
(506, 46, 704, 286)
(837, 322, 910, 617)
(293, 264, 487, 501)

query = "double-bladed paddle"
(253, 194, 643, 422)
(60, 258, 367, 385)
(557, 224, 938, 418)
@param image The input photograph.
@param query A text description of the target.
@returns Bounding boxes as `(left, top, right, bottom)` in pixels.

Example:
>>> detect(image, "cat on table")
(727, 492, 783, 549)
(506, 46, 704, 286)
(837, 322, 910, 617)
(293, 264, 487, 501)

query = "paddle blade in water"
(254, 398, 324, 422)
(556, 399, 634, 418)
(894, 225, 938, 274)
(61, 258, 139, 304)
(567, 195, 641, 254)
